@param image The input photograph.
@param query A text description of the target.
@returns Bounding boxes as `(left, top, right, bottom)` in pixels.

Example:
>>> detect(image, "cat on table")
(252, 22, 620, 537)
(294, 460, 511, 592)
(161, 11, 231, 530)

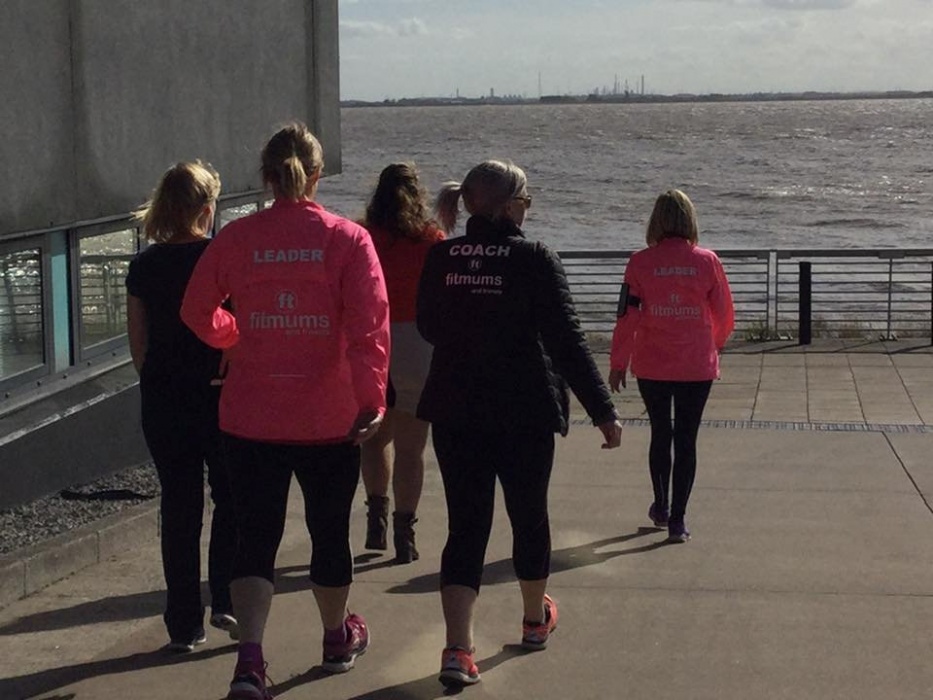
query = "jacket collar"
(465, 215, 525, 240)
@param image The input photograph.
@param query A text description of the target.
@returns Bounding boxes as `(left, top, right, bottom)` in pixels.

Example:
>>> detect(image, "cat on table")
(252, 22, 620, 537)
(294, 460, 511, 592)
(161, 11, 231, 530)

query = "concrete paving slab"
(2, 347, 933, 700)
(752, 395, 810, 422)
(885, 432, 933, 501)
(761, 354, 807, 366)
(847, 354, 894, 367)
(892, 353, 933, 368)
(802, 355, 852, 367)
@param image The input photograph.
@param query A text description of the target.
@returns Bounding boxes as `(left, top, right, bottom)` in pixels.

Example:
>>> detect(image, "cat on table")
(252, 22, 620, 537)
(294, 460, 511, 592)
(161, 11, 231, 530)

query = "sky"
(338, 0, 933, 101)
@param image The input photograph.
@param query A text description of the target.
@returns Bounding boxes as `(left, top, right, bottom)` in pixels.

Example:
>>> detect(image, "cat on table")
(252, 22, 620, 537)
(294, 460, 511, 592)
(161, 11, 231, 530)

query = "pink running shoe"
(322, 613, 370, 673)
(521, 593, 559, 650)
(227, 666, 273, 700)
(438, 646, 481, 687)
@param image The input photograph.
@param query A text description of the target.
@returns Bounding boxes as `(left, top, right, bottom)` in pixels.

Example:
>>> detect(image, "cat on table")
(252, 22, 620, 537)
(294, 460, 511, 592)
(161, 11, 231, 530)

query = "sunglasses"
(512, 194, 533, 208)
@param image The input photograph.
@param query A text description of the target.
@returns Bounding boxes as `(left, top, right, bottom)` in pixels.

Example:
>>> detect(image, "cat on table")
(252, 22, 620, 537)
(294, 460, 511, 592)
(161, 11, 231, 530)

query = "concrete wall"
(0, 0, 341, 238)
(0, 363, 151, 510)
(0, 0, 342, 508)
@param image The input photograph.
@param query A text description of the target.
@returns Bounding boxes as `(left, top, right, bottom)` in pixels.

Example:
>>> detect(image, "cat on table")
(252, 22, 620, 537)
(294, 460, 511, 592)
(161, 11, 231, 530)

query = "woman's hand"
(608, 368, 627, 392)
(212, 345, 239, 386)
(348, 409, 384, 445)
(598, 418, 623, 449)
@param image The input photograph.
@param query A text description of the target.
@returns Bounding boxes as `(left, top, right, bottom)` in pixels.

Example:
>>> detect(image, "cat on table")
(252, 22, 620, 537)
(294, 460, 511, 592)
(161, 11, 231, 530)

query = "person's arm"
(608, 265, 642, 391)
(341, 229, 391, 435)
(180, 238, 239, 349)
(709, 255, 735, 350)
(533, 244, 618, 428)
(126, 294, 147, 375)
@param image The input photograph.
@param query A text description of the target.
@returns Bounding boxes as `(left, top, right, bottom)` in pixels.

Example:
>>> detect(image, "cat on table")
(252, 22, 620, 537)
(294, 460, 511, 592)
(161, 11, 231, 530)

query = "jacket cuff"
(591, 406, 619, 427)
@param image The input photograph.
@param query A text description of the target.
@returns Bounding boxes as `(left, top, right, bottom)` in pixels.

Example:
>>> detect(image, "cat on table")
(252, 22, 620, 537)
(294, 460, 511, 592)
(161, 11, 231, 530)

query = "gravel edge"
(0, 463, 161, 557)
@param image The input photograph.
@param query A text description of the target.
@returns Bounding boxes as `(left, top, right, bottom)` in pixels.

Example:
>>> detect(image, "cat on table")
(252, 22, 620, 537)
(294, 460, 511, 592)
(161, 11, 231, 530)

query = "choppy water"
(317, 99, 933, 252)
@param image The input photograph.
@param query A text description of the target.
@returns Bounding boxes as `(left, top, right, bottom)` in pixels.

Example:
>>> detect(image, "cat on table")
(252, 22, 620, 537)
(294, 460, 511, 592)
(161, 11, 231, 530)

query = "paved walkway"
(1, 343, 931, 699)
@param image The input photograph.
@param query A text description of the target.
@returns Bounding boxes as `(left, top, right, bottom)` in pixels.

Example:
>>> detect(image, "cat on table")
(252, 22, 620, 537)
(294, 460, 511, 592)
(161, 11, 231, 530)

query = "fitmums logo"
(249, 290, 331, 335)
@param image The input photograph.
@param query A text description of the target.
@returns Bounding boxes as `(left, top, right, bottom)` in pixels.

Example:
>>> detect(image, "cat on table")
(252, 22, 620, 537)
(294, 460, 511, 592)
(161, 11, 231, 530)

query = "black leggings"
(637, 379, 713, 521)
(222, 435, 360, 587)
(432, 424, 555, 592)
(141, 383, 236, 641)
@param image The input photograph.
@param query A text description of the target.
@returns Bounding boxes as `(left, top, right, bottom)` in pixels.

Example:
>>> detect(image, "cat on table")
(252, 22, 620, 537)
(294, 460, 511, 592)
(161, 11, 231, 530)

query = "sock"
(323, 622, 348, 645)
(236, 642, 264, 673)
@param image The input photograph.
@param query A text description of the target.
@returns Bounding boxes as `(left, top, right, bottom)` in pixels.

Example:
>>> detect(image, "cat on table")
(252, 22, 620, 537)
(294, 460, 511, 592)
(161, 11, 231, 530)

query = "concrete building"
(0, 0, 341, 509)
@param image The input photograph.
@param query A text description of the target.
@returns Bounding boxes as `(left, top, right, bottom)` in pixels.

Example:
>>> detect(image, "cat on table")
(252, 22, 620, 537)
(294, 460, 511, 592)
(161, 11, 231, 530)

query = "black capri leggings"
(637, 378, 713, 521)
(432, 424, 555, 592)
(222, 434, 360, 587)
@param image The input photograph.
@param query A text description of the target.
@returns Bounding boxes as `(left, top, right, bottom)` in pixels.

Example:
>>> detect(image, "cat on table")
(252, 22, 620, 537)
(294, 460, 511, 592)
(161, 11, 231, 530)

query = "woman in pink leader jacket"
(181, 123, 389, 700)
(609, 189, 734, 544)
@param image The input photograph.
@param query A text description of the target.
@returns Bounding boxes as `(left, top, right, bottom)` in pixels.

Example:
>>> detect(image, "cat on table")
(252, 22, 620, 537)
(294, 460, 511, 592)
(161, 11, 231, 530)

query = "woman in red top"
(181, 123, 389, 700)
(609, 189, 734, 543)
(359, 162, 444, 563)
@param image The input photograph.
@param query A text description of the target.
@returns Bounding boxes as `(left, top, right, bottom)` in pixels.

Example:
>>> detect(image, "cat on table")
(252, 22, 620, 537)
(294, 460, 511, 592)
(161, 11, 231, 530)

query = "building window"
(77, 228, 136, 353)
(0, 247, 44, 381)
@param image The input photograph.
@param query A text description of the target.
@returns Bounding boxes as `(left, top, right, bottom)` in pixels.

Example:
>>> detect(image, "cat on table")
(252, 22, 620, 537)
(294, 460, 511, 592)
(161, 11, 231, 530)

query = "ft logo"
(277, 291, 297, 310)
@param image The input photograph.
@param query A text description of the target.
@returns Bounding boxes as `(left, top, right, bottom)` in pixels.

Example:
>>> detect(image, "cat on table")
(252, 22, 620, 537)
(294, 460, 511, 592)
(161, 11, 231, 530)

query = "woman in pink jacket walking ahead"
(181, 123, 389, 700)
(609, 189, 734, 543)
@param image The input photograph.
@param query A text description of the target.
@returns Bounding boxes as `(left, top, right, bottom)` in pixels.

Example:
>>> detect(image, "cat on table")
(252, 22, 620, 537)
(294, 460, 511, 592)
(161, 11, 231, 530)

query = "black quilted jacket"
(416, 215, 617, 435)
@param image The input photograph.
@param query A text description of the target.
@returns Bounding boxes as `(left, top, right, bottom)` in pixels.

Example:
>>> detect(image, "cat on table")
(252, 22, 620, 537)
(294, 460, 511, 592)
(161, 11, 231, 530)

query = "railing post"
(886, 259, 894, 340)
(799, 261, 811, 345)
(767, 251, 775, 337)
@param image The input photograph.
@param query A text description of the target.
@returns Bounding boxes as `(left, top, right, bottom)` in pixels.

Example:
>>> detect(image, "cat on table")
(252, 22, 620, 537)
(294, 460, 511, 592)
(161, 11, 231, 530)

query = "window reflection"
(79, 229, 136, 350)
(0, 248, 44, 379)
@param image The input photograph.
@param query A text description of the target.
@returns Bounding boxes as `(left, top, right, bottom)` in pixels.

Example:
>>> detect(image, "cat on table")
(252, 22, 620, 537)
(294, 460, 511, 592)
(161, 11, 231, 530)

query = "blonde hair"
(646, 189, 699, 246)
(261, 122, 324, 200)
(363, 162, 435, 240)
(134, 161, 221, 243)
(435, 159, 527, 233)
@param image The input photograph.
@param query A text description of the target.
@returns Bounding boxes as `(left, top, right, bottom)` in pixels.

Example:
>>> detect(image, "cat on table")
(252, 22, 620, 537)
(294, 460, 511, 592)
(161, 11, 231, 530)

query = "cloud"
(677, 0, 858, 7)
(763, 0, 856, 8)
(341, 17, 429, 39)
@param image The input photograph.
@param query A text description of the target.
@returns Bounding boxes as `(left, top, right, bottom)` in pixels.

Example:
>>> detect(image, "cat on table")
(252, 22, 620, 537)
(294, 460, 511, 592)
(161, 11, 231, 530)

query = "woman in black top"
(125, 161, 238, 652)
(417, 159, 623, 687)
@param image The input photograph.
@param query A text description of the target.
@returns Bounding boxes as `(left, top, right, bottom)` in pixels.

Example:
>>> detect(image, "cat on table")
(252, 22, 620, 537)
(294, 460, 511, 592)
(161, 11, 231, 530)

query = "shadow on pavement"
(0, 561, 342, 637)
(385, 527, 667, 595)
(0, 643, 234, 700)
(1, 529, 667, 640)
(344, 644, 525, 699)
(0, 589, 164, 636)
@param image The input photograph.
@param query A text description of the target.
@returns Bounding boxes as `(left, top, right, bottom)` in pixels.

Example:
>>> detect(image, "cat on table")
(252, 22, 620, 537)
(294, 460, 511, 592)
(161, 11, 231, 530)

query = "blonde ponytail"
(277, 155, 308, 201)
(261, 122, 324, 201)
(434, 181, 463, 233)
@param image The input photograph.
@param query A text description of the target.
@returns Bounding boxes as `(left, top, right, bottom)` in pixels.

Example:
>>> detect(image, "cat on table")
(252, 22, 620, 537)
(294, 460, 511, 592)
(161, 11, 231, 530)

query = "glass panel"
(217, 203, 258, 231)
(0, 248, 44, 379)
(79, 229, 135, 350)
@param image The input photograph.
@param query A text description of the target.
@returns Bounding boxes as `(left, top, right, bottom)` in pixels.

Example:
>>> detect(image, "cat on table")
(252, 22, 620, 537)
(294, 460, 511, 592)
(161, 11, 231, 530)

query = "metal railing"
(0, 192, 266, 406)
(557, 248, 933, 342)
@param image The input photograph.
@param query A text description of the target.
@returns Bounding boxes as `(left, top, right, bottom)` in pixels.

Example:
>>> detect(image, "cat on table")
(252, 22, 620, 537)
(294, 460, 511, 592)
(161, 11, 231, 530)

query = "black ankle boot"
(393, 511, 419, 563)
(365, 496, 389, 550)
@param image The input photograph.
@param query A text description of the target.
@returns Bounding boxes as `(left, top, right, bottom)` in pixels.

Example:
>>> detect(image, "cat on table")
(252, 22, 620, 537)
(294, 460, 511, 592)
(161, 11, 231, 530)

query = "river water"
(317, 98, 933, 252)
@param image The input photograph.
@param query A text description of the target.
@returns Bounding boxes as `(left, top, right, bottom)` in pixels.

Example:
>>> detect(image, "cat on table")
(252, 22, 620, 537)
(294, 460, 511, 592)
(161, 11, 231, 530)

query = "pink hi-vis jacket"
(610, 238, 735, 382)
(181, 199, 390, 443)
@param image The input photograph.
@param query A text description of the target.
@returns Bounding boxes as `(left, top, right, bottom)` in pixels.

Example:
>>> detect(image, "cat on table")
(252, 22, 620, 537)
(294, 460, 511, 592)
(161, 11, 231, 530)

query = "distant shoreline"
(342, 90, 933, 109)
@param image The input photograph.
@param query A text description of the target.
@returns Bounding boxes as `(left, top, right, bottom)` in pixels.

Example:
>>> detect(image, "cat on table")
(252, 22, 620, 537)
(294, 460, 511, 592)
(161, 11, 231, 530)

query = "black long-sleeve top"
(416, 215, 617, 435)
